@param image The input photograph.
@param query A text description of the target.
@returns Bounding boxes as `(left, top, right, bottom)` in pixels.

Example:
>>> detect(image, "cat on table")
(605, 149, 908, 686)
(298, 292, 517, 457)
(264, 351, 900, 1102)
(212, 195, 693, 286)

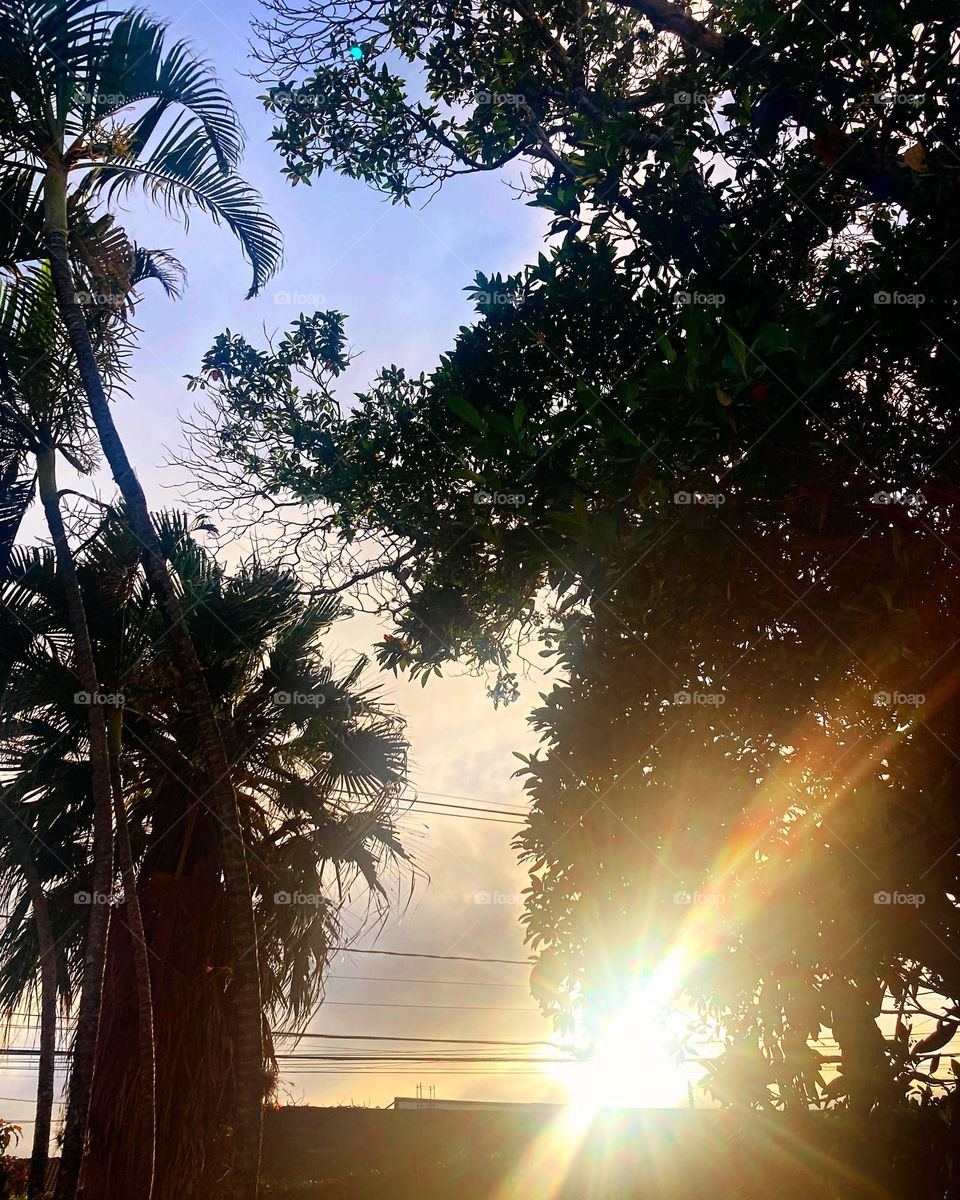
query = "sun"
(485, 951, 695, 1200)
(553, 949, 691, 1124)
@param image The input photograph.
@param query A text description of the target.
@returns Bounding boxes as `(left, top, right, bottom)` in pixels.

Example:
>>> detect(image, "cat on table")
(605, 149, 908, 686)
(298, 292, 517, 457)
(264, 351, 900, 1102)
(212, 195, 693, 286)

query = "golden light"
(561, 947, 690, 1126)
(483, 949, 695, 1200)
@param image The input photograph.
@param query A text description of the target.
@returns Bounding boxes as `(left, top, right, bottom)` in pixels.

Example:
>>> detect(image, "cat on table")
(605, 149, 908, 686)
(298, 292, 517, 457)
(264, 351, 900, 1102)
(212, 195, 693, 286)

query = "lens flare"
(562, 948, 689, 1127)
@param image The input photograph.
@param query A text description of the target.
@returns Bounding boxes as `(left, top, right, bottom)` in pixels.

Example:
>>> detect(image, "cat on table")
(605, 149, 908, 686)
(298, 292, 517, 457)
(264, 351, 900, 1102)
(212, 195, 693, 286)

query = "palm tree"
(0, 4, 283, 1194)
(34, 442, 116, 1200)
(0, 549, 89, 1200)
(0, 514, 412, 1199)
(0, 803, 57, 1200)
(0, 266, 162, 1198)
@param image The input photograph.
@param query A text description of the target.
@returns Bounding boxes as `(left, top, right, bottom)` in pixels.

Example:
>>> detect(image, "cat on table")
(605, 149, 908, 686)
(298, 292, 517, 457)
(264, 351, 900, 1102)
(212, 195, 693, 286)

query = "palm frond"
(0, 272, 45, 576)
(0, 167, 45, 273)
(88, 10, 244, 169)
(131, 245, 185, 298)
(0, 0, 116, 138)
(0, 506, 415, 1076)
(85, 140, 283, 297)
(0, 465, 35, 579)
(0, 266, 102, 468)
(1, 0, 280, 298)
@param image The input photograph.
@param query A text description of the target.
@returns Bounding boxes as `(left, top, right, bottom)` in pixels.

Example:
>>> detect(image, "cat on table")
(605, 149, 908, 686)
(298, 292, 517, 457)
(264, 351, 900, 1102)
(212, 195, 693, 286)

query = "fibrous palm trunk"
(0, 810, 57, 1200)
(87, 785, 240, 1200)
(37, 442, 114, 1200)
(44, 168, 264, 1200)
(107, 707, 156, 1200)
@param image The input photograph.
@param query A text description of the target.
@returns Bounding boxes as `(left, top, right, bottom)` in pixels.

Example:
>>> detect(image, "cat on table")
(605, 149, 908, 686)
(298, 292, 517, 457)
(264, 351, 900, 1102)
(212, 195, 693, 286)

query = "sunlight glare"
(561, 948, 689, 1127)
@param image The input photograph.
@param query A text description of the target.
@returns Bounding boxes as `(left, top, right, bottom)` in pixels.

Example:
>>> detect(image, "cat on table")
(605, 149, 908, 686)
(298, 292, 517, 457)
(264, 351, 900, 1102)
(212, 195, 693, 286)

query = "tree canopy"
(176, 0, 960, 1112)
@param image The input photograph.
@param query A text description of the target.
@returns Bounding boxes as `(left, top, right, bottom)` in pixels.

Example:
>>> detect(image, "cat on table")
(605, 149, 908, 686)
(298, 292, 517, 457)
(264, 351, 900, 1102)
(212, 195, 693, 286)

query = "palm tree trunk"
(107, 706, 156, 1200)
(0, 810, 57, 1200)
(36, 442, 115, 1200)
(44, 169, 264, 1200)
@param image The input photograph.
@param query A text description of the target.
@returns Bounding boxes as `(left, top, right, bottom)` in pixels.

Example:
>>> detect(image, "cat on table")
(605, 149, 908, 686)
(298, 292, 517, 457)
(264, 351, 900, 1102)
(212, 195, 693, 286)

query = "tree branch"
(611, 0, 726, 55)
(608, 0, 935, 213)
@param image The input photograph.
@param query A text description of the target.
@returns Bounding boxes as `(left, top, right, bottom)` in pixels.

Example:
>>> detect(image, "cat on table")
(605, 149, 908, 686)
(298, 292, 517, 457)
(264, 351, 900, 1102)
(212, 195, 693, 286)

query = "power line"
(0, 1002, 541, 1020)
(399, 810, 518, 826)
(0, 996, 545, 1028)
(405, 797, 527, 818)
(278, 1070, 572, 1079)
(418, 790, 529, 812)
(274, 1056, 576, 1064)
(327, 973, 530, 989)
(0, 1047, 576, 1066)
(330, 948, 529, 965)
(315, 1001, 540, 1012)
(0, 928, 532, 966)
(0, 1050, 70, 1058)
(0, 1035, 564, 1051)
(323, 785, 528, 823)
(273, 1032, 561, 1047)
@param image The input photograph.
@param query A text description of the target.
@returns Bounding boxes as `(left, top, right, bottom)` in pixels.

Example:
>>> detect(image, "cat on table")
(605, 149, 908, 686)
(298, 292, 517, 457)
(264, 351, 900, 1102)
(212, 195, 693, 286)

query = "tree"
(78, 514, 413, 1200)
(0, 514, 413, 1198)
(252, 0, 958, 226)
(186, 0, 960, 1119)
(34, 407, 117, 1200)
(0, 805, 56, 1200)
(0, 547, 99, 1200)
(0, 2, 283, 1194)
(0, 264, 159, 1199)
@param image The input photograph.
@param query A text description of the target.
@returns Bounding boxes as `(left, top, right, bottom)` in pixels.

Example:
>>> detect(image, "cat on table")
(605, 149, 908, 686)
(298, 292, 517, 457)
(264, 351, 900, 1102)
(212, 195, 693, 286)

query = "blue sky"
(5, 0, 701, 1120)
(116, 0, 563, 1110)
(106, 0, 547, 494)
(10, 0, 575, 1116)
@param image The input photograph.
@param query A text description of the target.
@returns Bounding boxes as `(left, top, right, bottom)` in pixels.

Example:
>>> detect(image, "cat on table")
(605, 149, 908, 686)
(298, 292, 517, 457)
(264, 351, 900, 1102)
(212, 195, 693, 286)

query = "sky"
(114, 0, 558, 1112)
(3, 0, 704, 1122)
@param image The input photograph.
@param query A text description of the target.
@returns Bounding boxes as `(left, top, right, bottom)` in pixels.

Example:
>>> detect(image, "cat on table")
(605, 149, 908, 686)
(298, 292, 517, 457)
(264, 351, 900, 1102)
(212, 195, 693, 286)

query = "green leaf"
(726, 327, 749, 378)
(447, 394, 485, 430)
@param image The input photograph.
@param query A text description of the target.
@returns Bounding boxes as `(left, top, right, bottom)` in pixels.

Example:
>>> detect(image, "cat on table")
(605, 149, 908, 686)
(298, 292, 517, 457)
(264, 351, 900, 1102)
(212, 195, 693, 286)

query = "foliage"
(252, 0, 959, 225)
(0, 1121, 25, 1200)
(0, 0, 282, 296)
(0, 513, 414, 1196)
(0, 1122, 19, 1157)
(0, 511, 414, 1000)
(174, 0, 960, 1114)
